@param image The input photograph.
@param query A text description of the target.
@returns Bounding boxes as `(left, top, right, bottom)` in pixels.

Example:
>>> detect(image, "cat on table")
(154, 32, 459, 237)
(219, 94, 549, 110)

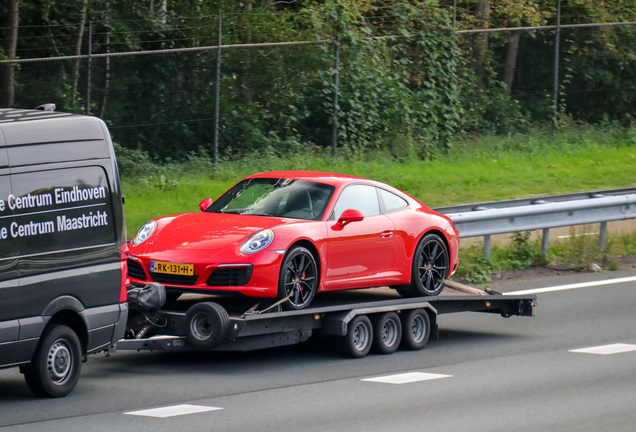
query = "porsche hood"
(129, 212, 293, 260)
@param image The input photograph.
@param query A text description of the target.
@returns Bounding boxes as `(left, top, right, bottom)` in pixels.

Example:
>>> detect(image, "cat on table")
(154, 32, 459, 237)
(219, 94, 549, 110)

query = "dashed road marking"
(569, 343, 636, 355)
(125, 404, 223, 418)
(361, 372, 452, 384)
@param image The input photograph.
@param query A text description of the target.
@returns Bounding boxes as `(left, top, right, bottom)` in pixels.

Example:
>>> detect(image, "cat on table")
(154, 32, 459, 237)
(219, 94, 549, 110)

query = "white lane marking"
(569, 343, 636, 355)
(125, 404, 223, 418)
(505, 276, 636, 295)
(362, 372, 452, 384)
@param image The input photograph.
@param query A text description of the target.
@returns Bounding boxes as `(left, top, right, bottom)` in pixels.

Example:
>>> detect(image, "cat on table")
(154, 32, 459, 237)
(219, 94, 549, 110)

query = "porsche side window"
(379, 189, 408, 213)
(332, 185, 380, 219)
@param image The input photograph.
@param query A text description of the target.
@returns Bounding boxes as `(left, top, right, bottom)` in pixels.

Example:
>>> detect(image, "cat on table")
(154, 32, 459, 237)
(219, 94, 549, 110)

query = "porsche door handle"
(380, 230, 394, 238)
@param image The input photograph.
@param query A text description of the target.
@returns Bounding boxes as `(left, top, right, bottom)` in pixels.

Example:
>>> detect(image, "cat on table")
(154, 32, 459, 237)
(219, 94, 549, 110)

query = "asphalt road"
(1, 269, 635, 432)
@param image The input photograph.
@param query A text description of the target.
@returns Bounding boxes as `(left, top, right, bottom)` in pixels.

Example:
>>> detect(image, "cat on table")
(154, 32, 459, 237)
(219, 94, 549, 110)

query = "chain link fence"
(2, 13, 636, 162)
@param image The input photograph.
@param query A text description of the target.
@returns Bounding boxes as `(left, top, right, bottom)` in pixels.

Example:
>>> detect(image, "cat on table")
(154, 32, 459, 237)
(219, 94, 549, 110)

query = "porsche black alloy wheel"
(279, 246, 318, 310)
(409, 233, 449, 297)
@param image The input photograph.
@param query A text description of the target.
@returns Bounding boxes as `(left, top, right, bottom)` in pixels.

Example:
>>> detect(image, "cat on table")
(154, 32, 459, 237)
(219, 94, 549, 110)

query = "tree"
(0, 0, 19, 107)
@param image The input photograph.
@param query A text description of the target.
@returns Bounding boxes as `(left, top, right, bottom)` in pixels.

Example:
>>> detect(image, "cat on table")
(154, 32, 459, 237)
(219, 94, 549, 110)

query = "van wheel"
(184, 302, 230, 349)
(24, 324, 82, 398)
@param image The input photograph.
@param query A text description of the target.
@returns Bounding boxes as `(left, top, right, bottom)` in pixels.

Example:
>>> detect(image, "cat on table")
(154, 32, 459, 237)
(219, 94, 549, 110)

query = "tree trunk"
(99, 3, 111, 119)
(475, 0, 490, 90)
(503, 33, 521, 96)
(71, 1, 88, 107)
(0, 0, 19, 107)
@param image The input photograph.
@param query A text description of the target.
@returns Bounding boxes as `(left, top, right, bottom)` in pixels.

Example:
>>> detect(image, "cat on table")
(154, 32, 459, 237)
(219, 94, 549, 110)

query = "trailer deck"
(117, 281, 536, 358)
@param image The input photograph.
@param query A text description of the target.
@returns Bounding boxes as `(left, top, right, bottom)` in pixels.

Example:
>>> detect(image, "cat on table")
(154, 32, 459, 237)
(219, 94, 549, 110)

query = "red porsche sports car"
(127, 171, 460, 310)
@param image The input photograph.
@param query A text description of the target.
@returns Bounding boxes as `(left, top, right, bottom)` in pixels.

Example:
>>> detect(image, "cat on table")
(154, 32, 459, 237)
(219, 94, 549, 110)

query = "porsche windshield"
(208, 178, 334, 220)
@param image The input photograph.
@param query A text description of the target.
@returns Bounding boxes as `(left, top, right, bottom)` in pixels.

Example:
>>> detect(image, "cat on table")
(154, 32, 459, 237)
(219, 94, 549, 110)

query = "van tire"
(24, 324, 82, 398)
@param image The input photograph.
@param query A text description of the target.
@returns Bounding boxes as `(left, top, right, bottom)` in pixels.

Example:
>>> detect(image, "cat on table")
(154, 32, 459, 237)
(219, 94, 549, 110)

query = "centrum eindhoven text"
(0, 186, 107, 212)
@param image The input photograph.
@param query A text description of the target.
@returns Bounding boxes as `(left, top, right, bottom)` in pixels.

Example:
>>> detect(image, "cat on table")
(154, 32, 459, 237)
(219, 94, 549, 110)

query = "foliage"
(550, 226, 604, 272)
(454, 243, 494, 283)
(459, 79, 529, 135)
(491, 232, 547, 270)
(303, 1, 462, 156)
(5, 1, 636, 163)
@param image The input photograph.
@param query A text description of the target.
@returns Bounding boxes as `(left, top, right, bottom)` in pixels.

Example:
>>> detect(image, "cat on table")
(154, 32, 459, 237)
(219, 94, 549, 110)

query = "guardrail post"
(599, 221, 607, 250)
(483, 235, 491, 258)
(542, 228, 550, 255)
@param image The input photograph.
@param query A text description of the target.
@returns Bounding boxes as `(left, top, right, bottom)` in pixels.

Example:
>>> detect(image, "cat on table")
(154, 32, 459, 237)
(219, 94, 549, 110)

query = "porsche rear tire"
(405, 233, 449, 297)
(278, 246, 318, 310)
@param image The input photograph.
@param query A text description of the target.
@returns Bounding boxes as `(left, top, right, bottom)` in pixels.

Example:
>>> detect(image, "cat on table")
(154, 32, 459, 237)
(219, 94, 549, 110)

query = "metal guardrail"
(434, 188, 636, 257)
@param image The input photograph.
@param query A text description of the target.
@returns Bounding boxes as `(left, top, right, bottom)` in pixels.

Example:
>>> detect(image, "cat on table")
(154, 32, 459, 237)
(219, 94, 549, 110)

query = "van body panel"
(0, 109, 128, 395)
(17, 316, 48, 340)
(0, 115, 106, 147)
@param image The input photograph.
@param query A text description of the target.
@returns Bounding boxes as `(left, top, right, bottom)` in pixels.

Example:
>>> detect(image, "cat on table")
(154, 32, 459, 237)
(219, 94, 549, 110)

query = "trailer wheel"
(184, 302, 230, 350)
(372, 312, 402, 354)
(400, 308, 430, 350)
(335, 315, 373, 358)
(23, 324, 82, 398)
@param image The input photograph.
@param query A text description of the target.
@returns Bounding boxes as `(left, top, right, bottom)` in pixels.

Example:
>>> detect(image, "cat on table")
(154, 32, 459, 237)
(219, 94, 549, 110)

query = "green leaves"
(313, 1, 462, 157)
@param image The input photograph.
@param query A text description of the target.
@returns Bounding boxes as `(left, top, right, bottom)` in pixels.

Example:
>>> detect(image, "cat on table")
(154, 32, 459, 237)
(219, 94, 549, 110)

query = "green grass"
(121, 127, 636, 236)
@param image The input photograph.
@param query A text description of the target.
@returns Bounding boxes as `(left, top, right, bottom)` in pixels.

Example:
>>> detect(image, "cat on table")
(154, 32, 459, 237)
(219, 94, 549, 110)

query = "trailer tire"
(372, 312, 402, 354)
(400, 308, 430, 350)
(335, 315, 373, 358)
(23, 324, 82, 398)
(184, 302, 230, 350)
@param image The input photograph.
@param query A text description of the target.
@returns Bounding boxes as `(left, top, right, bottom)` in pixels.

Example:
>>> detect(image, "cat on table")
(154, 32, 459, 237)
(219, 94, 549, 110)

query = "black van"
(0, 107, 128, 397)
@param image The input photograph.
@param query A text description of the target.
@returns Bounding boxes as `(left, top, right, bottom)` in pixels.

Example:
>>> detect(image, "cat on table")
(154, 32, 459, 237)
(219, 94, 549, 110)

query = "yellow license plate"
(151, 261, 194, 276)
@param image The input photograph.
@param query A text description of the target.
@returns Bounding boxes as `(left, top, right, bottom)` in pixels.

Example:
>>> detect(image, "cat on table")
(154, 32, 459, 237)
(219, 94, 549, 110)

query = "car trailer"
(117, 280, 536, 358)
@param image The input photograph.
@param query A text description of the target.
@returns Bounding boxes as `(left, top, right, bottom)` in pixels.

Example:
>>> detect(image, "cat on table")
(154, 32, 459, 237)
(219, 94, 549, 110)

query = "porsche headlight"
(241, 229, 274, 254)
(132, 221, 157, 246)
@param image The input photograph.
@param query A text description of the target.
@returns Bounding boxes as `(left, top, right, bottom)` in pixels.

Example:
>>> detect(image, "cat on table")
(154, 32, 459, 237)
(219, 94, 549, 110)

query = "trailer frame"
(116, 281, 536, 358)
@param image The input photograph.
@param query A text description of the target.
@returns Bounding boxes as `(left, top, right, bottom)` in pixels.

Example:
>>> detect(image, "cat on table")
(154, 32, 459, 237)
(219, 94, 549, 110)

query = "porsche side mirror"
(199, 198, 213, 212)
(332, 208, 364, 231)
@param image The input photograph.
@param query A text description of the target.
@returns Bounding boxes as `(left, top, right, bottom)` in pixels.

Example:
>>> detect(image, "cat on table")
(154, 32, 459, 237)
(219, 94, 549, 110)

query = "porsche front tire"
(278, 246, 318, 310)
